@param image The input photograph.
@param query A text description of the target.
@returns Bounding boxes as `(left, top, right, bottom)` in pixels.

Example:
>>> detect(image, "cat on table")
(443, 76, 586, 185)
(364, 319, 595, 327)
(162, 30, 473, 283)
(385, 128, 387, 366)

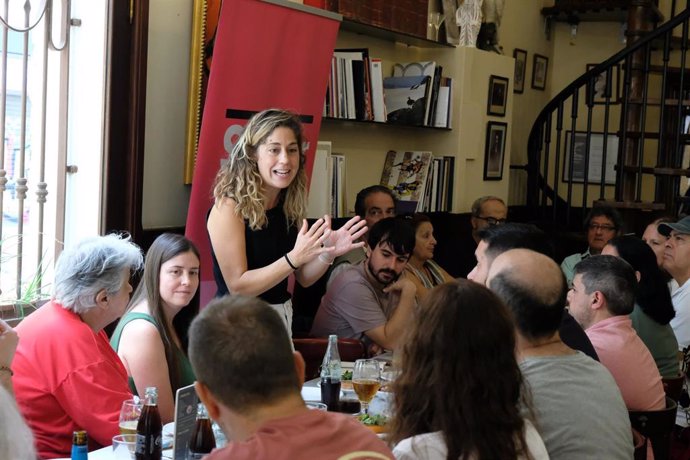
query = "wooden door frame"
(103, 0, 149, 242)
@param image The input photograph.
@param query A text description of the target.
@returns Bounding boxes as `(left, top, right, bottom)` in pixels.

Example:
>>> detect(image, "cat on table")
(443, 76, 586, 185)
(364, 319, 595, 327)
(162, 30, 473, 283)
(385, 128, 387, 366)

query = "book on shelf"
(307, 141, 333, 218)
(427, 77, 453, 129)
(380, 150, 433, 213)
(325, 49, 374, 121)
(331, 154, 347, 218)
(369, 58, 386, 122)
(383, 75, 431, 126)
(427, 65, 443, 126)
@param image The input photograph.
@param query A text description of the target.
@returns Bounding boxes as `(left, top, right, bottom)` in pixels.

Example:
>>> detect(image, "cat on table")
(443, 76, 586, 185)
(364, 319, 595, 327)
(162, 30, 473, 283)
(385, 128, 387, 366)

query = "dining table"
(51, 379, 392, 460)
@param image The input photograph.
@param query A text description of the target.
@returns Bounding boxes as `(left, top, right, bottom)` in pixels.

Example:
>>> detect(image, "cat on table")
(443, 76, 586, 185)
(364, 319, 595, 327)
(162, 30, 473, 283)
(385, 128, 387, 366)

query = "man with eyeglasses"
(560, 206, 622, 286)
(470, 196, 508, 242)
(456, 196, 508, 278)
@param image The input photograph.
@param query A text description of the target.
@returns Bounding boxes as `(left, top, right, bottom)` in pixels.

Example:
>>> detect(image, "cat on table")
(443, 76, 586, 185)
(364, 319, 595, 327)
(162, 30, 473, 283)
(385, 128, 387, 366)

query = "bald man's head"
(488, 249, 567, 341)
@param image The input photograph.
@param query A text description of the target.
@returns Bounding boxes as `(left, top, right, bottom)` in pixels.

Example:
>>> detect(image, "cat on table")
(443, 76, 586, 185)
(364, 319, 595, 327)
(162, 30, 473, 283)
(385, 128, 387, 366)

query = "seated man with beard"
(311, 217, 417, 350)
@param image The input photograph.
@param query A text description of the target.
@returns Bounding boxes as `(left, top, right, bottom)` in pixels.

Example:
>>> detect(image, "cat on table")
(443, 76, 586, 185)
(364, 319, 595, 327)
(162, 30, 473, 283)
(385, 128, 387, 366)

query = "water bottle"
(320, 334, 342, 411)
(70, 430, 88, 460)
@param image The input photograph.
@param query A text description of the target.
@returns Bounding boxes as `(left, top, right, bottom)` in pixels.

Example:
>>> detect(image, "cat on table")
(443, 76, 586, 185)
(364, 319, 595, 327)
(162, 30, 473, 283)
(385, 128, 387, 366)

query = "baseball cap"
(658, 215, 690, 236)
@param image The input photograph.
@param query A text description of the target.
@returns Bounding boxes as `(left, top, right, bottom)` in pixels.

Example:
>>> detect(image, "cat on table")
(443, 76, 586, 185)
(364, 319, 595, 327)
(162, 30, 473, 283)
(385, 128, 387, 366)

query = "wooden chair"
(629, 396, 677, 460)
(662, 374, 685, 402)
(293, 337, 367, 380)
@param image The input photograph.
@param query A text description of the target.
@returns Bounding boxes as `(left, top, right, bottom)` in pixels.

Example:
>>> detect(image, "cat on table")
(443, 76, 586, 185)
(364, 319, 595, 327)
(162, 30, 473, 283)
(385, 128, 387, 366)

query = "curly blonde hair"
(212, 109, 308, 230)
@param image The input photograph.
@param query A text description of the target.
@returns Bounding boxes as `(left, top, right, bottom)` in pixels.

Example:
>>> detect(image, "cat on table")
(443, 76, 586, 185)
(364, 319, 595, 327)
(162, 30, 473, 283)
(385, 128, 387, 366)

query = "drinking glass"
(118, 399, 142, 436)
(428, 12, 445, 42)
(112, 434, 137, 459)
(352, 359, 381, 415)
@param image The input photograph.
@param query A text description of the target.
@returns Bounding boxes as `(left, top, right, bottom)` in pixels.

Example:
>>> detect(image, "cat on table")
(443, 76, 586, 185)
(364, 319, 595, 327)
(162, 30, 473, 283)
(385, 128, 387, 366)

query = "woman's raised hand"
(322, 215, 368, 259)
(288, 218, 332, 267)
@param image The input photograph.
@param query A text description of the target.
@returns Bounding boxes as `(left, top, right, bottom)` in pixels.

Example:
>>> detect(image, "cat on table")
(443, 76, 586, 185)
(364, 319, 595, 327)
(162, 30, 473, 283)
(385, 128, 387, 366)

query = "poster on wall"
(562, 131, 618, 185)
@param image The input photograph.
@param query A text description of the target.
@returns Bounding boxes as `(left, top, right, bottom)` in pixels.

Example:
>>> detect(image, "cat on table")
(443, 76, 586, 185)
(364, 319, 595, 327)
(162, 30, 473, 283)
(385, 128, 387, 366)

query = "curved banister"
(527, 5, 690, 224)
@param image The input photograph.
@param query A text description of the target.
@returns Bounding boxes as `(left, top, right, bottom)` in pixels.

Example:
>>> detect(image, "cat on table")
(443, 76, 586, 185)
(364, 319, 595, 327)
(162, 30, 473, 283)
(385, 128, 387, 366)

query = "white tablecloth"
(50, 386, 390, 459)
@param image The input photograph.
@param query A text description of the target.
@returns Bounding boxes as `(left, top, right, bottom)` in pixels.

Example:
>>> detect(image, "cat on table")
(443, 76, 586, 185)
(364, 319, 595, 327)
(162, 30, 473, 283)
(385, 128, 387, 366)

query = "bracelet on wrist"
(319, 253, 335, 265)
(0, 366, 13, 376)
(284, 253, 299, 271)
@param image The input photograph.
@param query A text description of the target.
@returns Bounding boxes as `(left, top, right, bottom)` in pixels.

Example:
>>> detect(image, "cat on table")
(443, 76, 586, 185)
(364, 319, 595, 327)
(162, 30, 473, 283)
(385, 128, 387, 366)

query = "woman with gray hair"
(10, 233, 143, 459)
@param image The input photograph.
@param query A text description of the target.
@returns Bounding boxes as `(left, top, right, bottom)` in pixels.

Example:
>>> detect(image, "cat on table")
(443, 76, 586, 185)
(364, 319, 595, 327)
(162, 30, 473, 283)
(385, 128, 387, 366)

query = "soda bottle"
(320, 334, 342, 411)
(188, 403, 216, 459)
(70, 430, 88, 460)
(135, 387, 162, 460)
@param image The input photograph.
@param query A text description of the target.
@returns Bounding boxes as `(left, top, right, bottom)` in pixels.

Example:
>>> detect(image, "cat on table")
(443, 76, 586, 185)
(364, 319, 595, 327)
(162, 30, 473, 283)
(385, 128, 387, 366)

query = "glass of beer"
(352, 359, 381, 415)
(118, 399, 142, 436)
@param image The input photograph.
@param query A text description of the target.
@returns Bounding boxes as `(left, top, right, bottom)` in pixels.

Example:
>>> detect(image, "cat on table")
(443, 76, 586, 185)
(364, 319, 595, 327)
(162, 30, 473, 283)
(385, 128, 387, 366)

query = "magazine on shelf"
(383, 76, 431, 126)
(380, 150, 433, 213)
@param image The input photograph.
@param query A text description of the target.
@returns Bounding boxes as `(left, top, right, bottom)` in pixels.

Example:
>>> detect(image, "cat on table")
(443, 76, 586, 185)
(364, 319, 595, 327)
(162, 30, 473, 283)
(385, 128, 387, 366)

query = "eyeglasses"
(588, 224, 616, 232)
(475, 216, 507, 226)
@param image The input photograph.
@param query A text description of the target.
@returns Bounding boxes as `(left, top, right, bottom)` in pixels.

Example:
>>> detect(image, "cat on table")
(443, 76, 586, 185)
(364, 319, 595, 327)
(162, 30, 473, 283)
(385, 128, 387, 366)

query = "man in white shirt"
(659, 216, 690, 350)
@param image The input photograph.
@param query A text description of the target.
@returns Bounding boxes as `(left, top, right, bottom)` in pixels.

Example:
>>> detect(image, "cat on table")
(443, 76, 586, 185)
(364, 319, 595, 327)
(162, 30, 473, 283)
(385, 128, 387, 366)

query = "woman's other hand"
(322, 215, 368, 259)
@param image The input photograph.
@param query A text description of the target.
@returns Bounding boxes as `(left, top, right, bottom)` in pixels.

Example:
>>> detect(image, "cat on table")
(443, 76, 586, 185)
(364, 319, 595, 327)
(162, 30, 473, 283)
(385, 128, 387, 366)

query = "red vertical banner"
(185, 0, 340, 306)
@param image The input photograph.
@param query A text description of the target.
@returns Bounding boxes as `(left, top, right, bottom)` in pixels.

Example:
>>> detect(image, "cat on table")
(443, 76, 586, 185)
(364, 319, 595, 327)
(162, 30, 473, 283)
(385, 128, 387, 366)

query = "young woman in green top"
(111, 233, 200, 423)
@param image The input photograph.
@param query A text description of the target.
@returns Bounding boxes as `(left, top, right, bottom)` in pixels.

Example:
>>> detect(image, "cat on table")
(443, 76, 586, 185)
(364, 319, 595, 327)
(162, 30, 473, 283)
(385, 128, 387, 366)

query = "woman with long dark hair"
(603, 235, 679, 377)
(111, 233, 201, 423)
(389, 280, 548, 460)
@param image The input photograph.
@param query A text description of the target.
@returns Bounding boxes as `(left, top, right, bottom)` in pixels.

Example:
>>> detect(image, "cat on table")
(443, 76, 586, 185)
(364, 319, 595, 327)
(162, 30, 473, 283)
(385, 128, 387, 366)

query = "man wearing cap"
(659, 216, 690, 434)
(659, 216, 690, 350)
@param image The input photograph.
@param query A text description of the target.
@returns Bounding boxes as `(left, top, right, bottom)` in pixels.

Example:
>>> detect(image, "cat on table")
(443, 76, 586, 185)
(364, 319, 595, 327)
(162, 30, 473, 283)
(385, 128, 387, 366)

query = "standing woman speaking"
(207, 109, 366, 333)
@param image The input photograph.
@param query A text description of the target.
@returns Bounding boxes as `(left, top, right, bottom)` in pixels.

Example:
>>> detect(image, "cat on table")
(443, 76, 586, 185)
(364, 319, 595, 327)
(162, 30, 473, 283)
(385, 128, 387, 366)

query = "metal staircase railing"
(527, 3, 690, 228)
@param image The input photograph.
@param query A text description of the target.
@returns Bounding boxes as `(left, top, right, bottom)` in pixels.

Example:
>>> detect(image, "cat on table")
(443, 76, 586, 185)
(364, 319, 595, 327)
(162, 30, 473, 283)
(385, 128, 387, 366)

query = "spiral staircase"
(527, 0, 690, 231)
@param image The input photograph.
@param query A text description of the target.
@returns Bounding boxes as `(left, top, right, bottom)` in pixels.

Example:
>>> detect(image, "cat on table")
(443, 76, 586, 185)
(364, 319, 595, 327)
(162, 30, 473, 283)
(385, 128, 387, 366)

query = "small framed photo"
(513, 49, 527, 94)
(586, 63, 620, 105)
(487, 75, 509, 117)
(484, 121, 508, 181)
(532, 54, 548, 91)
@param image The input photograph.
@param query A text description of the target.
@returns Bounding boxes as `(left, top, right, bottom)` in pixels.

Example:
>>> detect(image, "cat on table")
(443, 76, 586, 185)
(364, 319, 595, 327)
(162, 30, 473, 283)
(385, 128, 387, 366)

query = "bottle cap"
(72, 430, 88, 445)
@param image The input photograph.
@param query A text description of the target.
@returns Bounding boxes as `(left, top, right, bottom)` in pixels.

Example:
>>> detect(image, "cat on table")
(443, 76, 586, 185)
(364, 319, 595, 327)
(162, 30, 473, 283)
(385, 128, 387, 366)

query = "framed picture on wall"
(586, 63, 621, 105)
(532, 54, 548, 90)
(487, 75, 509, 116)
(562, 131, 618, 184)
(484, 121, 508, 180)
(513, 49, 527, 94)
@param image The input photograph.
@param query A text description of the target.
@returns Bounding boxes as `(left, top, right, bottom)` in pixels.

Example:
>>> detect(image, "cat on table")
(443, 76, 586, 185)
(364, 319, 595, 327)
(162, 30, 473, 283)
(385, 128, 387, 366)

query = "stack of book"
(379, 150, 455, 213)
(323, 52, 453, 128)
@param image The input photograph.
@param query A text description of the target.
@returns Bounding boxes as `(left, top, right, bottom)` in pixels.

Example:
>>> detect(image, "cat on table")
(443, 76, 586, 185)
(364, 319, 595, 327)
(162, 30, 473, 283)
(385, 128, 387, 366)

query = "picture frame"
(487, 75, 509, 117)
(484, 121, 508, 180)
(562, 131, 618, 185)
(184, 0, 222, 184)
(586, 63, 621, 105)
(531, 54, 548, 91)
(513, 48, 527, 94)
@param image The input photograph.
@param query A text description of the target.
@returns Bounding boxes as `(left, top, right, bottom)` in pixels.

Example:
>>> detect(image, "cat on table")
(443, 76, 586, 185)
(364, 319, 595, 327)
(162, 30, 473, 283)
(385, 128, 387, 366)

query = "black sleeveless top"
(209, 205, 298, 304)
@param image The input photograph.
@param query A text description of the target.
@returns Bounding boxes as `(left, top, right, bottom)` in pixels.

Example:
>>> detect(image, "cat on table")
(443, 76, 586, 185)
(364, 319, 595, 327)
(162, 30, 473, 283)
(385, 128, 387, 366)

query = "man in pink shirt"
(188, 295, 394, 460)
(568, 254, 665, 411)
